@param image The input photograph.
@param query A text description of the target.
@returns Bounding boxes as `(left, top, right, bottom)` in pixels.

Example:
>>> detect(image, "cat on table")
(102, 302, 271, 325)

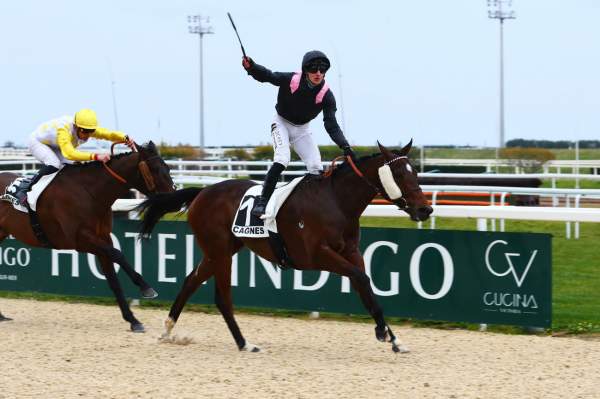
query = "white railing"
(113, 199, 600, 224)
(362, 204, 600, 222)
(114, 196, 598, 240)
(423, 158, 600, 174)
(1, 155, 599, 176)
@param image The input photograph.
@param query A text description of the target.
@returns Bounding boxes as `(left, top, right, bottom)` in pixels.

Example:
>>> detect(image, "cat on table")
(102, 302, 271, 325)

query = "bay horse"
(138, 141, 432, 352)
(0, 141, 174, 332)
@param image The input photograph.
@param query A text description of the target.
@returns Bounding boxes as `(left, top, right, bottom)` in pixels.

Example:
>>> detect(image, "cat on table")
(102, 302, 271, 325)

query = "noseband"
(101, 142, 157, 193)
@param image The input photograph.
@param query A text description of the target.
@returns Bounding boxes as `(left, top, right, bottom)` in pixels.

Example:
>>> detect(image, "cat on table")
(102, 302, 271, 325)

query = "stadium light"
(188, 15, 214, 151)
(487, 0, 516, 152)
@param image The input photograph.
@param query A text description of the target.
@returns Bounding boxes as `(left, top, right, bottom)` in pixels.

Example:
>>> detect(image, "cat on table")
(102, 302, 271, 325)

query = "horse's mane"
(329, 152, 383, 178)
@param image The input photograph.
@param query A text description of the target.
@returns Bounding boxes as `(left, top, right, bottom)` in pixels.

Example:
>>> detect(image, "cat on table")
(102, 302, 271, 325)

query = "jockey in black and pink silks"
(243, 50, 357, 218)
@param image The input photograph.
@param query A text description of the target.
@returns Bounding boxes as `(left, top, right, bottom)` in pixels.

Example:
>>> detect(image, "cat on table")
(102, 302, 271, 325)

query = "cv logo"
(484, 240, 538, 288)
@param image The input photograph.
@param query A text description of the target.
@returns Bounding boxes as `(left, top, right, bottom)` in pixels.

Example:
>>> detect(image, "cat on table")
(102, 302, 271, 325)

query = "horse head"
(376, 140, 432, 222)
(133, 141, 176, 195)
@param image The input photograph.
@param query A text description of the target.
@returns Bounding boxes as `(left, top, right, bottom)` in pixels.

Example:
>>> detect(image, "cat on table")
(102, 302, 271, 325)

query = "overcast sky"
(1, 0, 599, 148)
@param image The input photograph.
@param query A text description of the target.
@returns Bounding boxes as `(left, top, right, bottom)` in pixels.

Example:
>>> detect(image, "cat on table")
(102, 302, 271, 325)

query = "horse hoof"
(141, 287, 158, 299)
(131, 322, 146, 333)
(392, 344, 410, 354)
(240, 343, 261, 352)
(0, 313, 13, 322)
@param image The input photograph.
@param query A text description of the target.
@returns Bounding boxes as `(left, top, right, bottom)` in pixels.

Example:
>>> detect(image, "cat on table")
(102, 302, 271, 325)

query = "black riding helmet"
(301, 50, 331, 73)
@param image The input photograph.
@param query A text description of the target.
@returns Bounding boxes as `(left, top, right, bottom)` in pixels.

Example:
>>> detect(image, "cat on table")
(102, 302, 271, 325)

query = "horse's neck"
(71, 159, 134, 206)
(333, 157, 382, 217)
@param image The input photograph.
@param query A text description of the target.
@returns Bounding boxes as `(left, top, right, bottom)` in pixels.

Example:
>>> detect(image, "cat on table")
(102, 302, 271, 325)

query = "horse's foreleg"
(0, 311, 12, 321)
(317, 246, 408, 353)
(345, 249, 408, 353)
(104, 247, 157, 299)
(97, 255, 144, 333)
(213, 261, 258, 352)
(162, 258, 215, 339)
(78, 231, 145, 332)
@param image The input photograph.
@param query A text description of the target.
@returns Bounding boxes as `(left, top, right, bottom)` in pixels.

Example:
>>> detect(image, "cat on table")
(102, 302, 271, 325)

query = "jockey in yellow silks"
(19, 109, 135, 205)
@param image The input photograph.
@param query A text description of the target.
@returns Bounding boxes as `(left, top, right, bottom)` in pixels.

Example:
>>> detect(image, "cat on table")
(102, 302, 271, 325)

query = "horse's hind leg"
(162, 258, 216, 339)
(213, 258, 259, 352)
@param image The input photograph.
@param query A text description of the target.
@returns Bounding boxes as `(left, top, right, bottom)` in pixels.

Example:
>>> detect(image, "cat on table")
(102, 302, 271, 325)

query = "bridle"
(101, 142, 157, 193)
(325, 154, 413, 210)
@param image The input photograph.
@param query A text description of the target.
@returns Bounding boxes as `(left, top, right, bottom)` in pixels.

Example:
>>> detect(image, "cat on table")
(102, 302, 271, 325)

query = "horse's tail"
(136, 187, 203, 238)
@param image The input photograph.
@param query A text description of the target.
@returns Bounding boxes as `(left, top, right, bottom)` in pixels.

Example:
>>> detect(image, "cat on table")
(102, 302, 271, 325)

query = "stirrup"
(19, 195, 28, 206)
(16, 192, 28, 206)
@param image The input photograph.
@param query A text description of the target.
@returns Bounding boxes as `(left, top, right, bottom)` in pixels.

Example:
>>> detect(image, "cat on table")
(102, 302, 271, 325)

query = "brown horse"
(137, 141, 432, 352)
(0, 141, 174, 331)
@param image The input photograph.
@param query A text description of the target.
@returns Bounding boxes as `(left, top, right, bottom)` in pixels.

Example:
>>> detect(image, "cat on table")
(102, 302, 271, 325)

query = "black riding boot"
(251, 162, 285, 218)
(17, 165, 59, 205)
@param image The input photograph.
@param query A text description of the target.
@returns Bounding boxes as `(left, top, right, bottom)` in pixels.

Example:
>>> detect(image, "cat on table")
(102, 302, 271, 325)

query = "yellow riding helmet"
(74, 109, 98, 130)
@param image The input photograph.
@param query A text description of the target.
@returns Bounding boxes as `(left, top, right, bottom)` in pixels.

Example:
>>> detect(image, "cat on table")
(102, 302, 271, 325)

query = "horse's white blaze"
(378, 164, 402, 200)
(406, 163, 412, 173)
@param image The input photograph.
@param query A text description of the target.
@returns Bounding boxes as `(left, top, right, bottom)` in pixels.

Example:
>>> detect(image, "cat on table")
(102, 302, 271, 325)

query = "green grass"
(539, 179, 600, 190)
(419, 147, 600, 161)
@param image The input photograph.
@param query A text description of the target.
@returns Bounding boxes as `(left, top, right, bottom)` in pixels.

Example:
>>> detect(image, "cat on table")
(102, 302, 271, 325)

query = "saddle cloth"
(231, 176, 305, 238)
(0, 171, 60, 213)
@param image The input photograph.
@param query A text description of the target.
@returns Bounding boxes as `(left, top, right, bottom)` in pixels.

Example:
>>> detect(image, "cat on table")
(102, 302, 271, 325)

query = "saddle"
(1, 171, 58, 212)
(231, 175, 308, 268)
(0, 177, 31, 207)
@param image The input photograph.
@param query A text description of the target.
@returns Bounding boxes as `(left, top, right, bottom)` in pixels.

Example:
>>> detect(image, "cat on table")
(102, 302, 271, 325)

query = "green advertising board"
(0, 220, 552, 327)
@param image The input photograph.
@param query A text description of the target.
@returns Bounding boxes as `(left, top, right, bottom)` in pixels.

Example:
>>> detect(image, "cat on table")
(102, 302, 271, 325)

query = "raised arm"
(242, 56, 291, 87)
(57, 128, 97, 161)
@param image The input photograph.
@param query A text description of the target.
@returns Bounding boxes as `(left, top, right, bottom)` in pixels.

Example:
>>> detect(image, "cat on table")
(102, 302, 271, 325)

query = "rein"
(101, 142, 157, 192)
(325, 153, 411, 210)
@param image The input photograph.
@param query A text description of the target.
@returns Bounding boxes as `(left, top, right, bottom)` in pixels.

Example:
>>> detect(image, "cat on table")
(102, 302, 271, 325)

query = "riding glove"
(242, 56, 254, 70)
(343, 145, 358, 163)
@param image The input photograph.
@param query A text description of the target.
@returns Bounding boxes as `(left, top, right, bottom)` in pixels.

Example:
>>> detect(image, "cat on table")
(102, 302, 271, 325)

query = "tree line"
(506, 139, 600, 149)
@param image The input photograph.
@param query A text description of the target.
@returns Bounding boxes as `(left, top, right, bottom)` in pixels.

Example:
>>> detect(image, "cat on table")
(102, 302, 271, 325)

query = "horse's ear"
(400, 139, 413, 156)
(147, 141, 157, 152)
(377, 141, 394, 162)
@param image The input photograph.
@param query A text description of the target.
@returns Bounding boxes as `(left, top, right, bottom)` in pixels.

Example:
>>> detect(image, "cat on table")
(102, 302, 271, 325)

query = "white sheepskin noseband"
(378, 164, 402, 200)
(377, 155, 408, 200)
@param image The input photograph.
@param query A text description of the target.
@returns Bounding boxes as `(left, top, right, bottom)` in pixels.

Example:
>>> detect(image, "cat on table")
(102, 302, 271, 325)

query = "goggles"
(306, 61, 330, 74)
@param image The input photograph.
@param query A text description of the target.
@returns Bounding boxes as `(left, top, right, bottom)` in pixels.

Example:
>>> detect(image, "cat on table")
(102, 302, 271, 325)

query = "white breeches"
(271, 114, 322, 174)
(28, 137, 67, 168)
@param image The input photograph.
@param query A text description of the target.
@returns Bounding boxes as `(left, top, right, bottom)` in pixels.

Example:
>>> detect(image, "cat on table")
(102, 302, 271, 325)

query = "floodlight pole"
(488, 0, 516, 159)
(188, 15, 214, 150)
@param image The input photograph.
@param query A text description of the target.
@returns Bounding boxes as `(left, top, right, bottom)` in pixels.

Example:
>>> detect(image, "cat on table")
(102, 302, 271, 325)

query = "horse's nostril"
(419, 206, 433, 215)
(417, 206, 433, 220)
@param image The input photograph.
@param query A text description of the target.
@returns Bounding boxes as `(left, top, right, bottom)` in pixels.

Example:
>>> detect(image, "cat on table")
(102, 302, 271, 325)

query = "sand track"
(1, 298, 599, 399)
